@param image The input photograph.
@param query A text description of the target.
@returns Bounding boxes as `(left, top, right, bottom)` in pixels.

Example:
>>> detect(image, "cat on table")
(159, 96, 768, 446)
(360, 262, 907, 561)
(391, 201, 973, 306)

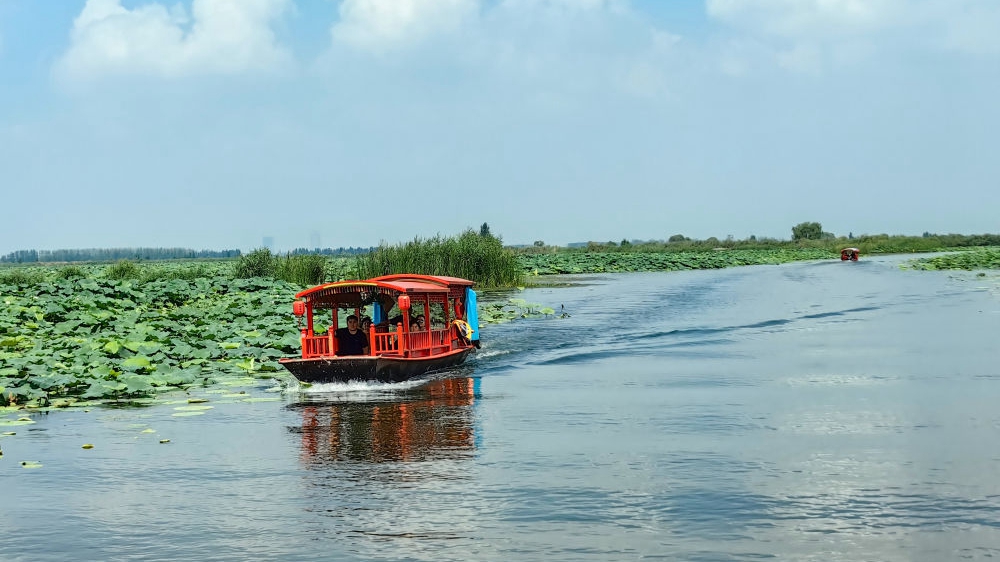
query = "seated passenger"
(335, 315, 370, 356)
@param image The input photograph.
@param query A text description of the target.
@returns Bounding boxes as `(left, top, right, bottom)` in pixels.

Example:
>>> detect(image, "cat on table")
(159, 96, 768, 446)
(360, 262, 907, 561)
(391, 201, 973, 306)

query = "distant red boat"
(279, 274, 480, 384)
(841, 247, 860, 261)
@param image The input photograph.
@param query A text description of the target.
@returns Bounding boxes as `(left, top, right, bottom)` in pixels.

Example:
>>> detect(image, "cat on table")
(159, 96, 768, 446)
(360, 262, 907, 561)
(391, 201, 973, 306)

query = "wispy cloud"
(54, 0, 293, 83)
(323, 0, 682, 102)
(331, 0, 479, 53)
(707, 0, 905, 39)
(705, 0, 1000, 73)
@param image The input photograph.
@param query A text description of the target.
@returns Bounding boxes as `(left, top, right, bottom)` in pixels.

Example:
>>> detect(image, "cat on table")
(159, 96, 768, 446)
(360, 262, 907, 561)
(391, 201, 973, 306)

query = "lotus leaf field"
(0, 271, 302, 410)
(0, 261, 563, 410)
(519, 248, 834, 275)
(905, 248, 1000, 271)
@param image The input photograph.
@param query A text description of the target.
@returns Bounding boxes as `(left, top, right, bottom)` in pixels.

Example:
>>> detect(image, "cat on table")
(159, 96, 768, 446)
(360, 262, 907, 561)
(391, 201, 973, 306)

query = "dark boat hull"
(279, 348, 474, 384)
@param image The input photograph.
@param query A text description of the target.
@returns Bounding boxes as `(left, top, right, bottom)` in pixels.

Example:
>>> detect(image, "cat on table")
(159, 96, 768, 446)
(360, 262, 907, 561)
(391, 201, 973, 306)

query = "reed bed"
(353, 230, 522, 288)
(275, 254, 327, 286)
(233, 249, 328, 286)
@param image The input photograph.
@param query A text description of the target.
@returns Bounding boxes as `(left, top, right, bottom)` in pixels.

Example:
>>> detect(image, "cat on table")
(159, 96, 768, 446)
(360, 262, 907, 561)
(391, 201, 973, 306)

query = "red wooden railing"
(302, 329, 335, 359)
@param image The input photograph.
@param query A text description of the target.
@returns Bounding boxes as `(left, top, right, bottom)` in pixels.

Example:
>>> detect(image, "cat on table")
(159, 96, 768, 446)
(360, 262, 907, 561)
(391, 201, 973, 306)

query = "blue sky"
(0, 0, 997, 254)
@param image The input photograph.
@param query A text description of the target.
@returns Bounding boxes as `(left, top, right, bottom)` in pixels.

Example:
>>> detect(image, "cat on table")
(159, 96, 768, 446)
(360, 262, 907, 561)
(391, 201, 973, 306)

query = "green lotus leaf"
(90, 365, 115, 378)
(174, 405, 213, 411)
(179, 359, 208, 368)
(53, 321, 82, 334)
(81, 380, 126, 399)
(122, 356, 152, 369)
(278, 333, 302, 349)
(122, 340, 145, 353)
(219, 342, 241, 350)
(103, 340, 122, 355)
(235, 358, 256, 372)
(171, 411, 205, 417)
(0, 418, 35, 426)
(20, 461, 43, 468)
(30, 373, 76, 390)
(121, 375, 153, 394)
(137, 342, 162, 354)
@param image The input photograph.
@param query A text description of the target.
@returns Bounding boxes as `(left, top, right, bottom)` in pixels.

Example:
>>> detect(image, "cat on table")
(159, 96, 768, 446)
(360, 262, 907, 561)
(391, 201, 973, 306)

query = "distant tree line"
(287, 246, 374, 257)
(0, 247, 242, 264)
(514, 222, 1000, 255)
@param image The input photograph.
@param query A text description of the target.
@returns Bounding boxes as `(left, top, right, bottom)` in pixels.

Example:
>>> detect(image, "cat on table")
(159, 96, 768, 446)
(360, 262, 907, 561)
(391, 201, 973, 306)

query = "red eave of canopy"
(295, 275, 473, 300)
(370, 274, 474, 288)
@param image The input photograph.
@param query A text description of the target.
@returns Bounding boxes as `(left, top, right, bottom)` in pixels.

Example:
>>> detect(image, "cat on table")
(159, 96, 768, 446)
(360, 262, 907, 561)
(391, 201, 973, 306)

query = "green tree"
(668, 234, 687, 243)
(480, 222, 492, 238)
(792, 222, 824, 241)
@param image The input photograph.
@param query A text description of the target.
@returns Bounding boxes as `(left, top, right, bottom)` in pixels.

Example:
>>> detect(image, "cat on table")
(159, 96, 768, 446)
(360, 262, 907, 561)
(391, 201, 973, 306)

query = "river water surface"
(3, 255, 1000, 561)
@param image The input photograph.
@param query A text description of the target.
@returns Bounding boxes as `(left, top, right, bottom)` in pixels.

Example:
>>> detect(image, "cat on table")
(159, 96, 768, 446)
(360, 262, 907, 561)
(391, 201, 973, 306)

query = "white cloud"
(323, 0, 681, 103)
(329, 0, 635, 54)
(707, 0, 905, 39)
(706, 0, 1000, 57)
(55, 0, 293, 82)
(331, 0, 479, 52)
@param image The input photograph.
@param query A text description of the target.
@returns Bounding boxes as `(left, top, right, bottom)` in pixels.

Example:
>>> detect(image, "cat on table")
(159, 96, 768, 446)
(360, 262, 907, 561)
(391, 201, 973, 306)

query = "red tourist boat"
(841, 247, 860, 261)
(279, 274, 480, 384)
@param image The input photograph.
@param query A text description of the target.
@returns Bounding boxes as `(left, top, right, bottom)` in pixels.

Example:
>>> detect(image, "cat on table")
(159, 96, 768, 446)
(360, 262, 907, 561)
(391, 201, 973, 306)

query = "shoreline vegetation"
(2, 227, 1000, 410)
(4, 229, 1000, 279)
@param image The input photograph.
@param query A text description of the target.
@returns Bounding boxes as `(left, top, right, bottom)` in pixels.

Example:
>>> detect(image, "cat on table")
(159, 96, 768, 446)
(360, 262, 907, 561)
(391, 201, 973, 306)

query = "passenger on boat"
(335, 315, 370, 356)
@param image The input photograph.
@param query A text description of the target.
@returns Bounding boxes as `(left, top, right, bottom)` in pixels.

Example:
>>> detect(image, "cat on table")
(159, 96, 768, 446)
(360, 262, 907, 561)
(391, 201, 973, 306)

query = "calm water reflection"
(293, 377, 478, 464)
(3, 255, 1000, 561)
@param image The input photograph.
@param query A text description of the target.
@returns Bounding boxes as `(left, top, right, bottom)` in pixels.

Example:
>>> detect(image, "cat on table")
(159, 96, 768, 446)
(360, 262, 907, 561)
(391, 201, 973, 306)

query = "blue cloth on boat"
(465, 288, 479, 342)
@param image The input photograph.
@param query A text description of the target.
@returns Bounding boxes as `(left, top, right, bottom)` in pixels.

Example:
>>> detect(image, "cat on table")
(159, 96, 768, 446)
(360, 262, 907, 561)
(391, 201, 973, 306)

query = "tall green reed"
(353, 230, 522, 288)
(275, 254, 327, 286)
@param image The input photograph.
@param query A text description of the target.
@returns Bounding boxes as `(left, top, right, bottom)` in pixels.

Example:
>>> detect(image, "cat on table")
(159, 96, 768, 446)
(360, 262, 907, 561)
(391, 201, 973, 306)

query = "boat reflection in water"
(291, 377, 479, 464)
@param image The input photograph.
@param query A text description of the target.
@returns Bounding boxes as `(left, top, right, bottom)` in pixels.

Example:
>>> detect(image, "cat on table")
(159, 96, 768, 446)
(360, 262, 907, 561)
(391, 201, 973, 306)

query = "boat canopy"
(295, 275, 474, 309)
(842, 247, 860, 253)
(370, 274, 474, 288)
